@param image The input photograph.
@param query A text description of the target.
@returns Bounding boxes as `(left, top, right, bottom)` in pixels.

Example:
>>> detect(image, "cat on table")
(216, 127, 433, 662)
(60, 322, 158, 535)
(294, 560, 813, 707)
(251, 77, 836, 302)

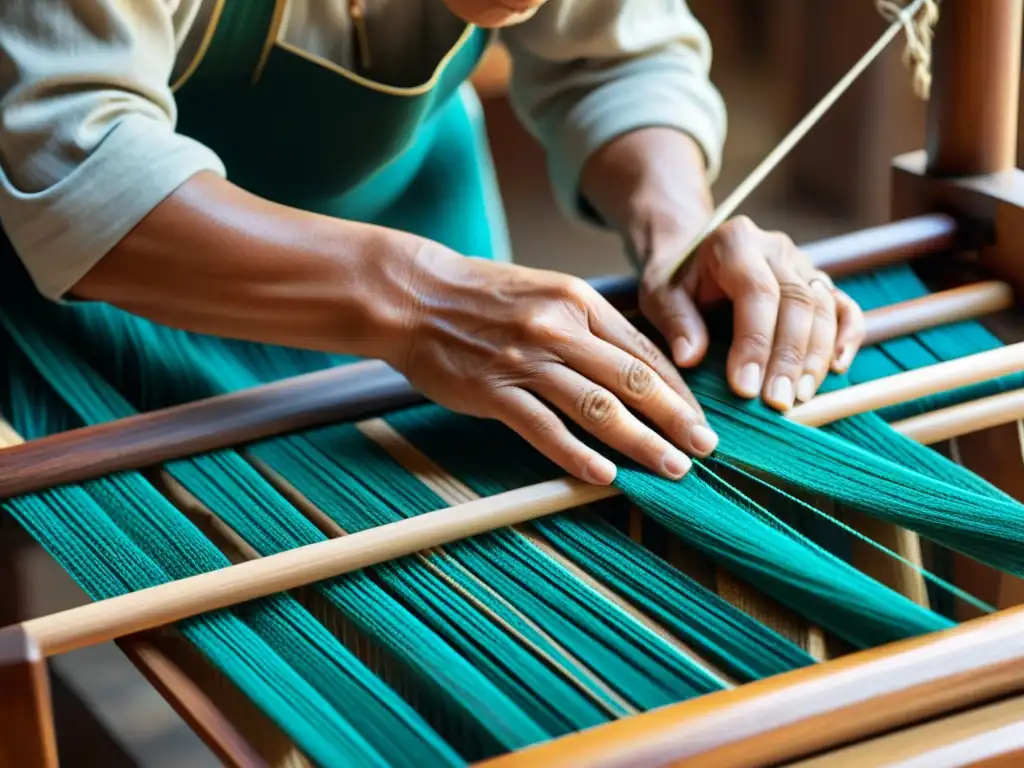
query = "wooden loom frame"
(4, 1, 1024, 765)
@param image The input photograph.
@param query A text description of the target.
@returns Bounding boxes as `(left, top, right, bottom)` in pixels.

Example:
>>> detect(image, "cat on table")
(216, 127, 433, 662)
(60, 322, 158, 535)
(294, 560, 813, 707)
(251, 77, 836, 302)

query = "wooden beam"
(0, 626, 57, 768)
(474, 606, 1024, 768)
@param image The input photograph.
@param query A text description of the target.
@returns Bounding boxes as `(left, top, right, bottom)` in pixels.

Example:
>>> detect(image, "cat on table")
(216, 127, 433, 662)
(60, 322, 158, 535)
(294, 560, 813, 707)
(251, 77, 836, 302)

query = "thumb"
(639, 277, 709, 369)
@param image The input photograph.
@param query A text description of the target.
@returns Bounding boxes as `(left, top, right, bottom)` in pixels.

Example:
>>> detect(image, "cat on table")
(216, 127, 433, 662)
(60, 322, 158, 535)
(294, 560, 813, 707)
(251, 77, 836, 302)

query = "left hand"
(640, 216, 865, 410)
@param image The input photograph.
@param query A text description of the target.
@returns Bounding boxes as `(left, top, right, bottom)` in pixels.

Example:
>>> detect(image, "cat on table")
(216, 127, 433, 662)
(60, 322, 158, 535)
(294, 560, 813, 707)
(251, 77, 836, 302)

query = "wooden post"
(0, 626, 58, 768)
(925, 0, 1022, 177)
(895, 0, 1024, 617)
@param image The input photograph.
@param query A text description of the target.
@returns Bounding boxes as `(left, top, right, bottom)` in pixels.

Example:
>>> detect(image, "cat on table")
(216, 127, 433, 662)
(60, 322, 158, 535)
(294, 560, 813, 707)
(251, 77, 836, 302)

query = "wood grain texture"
(926, 0, 1023, 176)
(0, 359, 420, 500)
(784, 694, 1024, 768)
(474, 606, 1024, 768)
(0, 626, 57, 768)
(0, 215, 965, 502)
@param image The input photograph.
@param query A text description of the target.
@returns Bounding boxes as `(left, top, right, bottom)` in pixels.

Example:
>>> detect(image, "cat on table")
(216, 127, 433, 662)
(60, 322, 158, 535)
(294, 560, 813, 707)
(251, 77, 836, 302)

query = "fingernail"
(660, 449, 692, 480)
(796, 373, 817, 402)
(583, 457, 617, 485)
(736, 362, 762, 398)
(769, 376, 794, 410)
(689, 424, 719, 455)
(672, 338, 691, 366)
(838, 345, 855, 371)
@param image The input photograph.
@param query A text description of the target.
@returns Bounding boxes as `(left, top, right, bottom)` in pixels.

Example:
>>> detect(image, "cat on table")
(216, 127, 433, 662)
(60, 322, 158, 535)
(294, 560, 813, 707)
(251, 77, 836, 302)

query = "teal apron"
(172, 0, 512, 262)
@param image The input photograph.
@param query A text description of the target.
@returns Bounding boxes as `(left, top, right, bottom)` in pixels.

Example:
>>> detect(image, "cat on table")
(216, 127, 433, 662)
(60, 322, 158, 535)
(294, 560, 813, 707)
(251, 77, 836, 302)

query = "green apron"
(173, 0, 512, 261)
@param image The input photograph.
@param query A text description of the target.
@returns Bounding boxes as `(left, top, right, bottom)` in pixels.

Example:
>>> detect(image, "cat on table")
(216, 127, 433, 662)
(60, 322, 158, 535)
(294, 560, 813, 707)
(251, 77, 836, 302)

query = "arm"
(0, 0, 716, 484)
(501, 1, 865, 409)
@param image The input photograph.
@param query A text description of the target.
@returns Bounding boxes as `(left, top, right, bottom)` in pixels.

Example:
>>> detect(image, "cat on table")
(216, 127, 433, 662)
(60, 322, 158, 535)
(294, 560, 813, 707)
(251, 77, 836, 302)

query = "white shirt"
(0, 0, 727, 299)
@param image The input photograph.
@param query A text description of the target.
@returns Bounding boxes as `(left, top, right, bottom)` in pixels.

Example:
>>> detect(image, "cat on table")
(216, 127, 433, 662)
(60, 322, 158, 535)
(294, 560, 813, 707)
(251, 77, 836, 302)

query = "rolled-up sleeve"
(0, 0, 225, 300)
(499, 0, 727, 224)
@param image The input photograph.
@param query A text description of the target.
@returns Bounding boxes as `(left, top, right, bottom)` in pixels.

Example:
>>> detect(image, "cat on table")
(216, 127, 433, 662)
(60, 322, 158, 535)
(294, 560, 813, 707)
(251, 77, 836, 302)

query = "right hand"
(386, 249, 719, 486)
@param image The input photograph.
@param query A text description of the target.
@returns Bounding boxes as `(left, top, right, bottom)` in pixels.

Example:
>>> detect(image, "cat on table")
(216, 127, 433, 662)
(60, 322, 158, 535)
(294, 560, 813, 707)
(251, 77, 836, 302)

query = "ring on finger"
(807, 271, 835, 292)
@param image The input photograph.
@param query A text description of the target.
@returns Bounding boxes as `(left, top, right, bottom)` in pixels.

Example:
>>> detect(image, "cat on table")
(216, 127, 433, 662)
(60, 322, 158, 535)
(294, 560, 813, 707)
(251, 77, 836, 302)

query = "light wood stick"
(788, 341, 1024, 427)
(894, 388, 1024, 445)
(862, 280, 1013, 346)
(11, 340, 1024, 658)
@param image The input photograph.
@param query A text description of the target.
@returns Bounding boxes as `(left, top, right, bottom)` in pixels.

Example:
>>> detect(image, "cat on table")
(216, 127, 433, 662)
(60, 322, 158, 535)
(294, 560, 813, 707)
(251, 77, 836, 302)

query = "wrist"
(579, 128, 714, 270)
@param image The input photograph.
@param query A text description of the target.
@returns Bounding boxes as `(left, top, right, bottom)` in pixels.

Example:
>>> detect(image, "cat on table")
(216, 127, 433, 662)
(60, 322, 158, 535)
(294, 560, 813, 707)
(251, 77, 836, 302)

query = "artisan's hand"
(641, 218, 866, 409)
(581, 128, 866, 410)
(387, 249, 719, 485)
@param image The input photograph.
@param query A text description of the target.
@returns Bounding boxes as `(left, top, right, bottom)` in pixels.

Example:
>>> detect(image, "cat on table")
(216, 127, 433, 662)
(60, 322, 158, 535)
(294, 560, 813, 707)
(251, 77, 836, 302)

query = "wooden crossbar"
(6, 339, 1022, 659)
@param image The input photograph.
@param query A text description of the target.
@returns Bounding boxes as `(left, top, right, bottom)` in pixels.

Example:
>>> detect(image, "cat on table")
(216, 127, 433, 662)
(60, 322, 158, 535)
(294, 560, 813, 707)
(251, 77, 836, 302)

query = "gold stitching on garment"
(171, 0, 228, 92)
(251, 0, 289, 85)
(271, 23, 477, 97)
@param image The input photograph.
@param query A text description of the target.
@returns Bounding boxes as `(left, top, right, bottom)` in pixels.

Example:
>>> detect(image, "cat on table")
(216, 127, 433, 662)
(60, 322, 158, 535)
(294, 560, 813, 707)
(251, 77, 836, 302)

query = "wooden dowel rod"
(474, 606, 1024, 768)
(862, 280, 1013, 346)
(788, 342, 1024, 427)
(11, 340, 1023, 658)
(892, 388, 1024, 445)
(803, 213, 960, 278)
(0, 257, 986, 503)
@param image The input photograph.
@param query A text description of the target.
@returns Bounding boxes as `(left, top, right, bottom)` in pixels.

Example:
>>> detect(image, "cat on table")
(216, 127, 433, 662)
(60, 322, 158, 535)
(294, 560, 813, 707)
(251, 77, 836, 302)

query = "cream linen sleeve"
(0, 0, 225, 300)
(499, 0, 727, 224)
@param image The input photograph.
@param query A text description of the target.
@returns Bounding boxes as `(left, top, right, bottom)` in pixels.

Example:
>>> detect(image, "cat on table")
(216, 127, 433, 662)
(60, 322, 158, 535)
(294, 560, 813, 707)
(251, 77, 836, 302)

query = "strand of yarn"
(876, 0, 940, 98)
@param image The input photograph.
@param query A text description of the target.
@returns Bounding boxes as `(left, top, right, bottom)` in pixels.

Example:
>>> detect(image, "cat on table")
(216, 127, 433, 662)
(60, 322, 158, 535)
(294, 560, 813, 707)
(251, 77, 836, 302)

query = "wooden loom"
(4, 0, 1024, 765)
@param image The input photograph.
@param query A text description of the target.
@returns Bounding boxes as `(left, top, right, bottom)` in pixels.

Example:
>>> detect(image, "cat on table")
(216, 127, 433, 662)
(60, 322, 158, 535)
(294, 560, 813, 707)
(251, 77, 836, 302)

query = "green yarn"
(0, 308, 553, 759)
(381, 405, 953, 650)
(840, 265, 1024, 421)
(0, 351, 422, 768)
(1, 254, 1019, 767)
(685, 358, 1024, 577)
(383, 404, 817, 681)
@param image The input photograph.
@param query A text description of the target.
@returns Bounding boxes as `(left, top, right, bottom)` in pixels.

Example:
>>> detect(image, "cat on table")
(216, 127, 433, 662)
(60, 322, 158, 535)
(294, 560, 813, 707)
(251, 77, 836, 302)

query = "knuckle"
(577, 388, 619, 426)
(636, 430, 666, 460)
(631, 329, 662, 363)
(521, 408, 558, 439)
(523, 310, 571, 346)
(730, 214, 755, 233)
(619, 358, 657, 400)
(778, 279, 815, 310)
(496, 345, 527, 369)
(773, 344, 805, 369)
(742, 331, 774, 356)
(555, 275, 592, 305)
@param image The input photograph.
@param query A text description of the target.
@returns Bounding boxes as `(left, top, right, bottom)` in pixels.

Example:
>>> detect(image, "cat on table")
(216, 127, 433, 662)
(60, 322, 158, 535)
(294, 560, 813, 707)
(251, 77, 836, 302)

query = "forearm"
(72, 172, 420, 362)
(579, 128, 714, 267)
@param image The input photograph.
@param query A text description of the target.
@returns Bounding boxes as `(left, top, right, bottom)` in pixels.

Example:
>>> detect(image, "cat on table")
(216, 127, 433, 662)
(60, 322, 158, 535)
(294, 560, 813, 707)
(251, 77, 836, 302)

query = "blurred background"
(478, 0, 936, 278)
(5, 1, 1015, 765)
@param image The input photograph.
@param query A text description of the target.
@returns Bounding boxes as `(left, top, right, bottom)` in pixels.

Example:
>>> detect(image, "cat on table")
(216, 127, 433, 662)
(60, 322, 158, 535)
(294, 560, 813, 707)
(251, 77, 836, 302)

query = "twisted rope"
(876, 0, 941, 98)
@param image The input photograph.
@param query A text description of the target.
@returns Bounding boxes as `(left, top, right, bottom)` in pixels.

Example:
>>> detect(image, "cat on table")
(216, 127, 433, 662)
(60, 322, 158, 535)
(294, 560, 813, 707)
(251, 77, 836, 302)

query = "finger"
(586, 291, 706, 419)
(638, 277, 710, 369)
(527, 364, 694, 481)
(831, 288, 866, 373)
(561, 335, 717, 457)
(762, 255, 816, 411)
(705, 224, 780, 400)
(796, 275, 838, 402)
(492, 387, 618, 485)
